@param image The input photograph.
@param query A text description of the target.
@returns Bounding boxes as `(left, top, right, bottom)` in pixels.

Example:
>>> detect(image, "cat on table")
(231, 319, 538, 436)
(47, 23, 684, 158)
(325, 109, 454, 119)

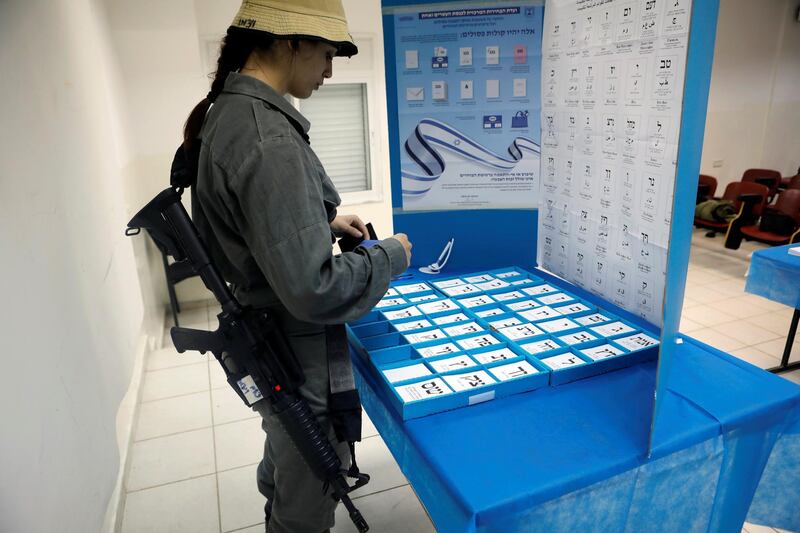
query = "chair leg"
(162, 252, 181, 327)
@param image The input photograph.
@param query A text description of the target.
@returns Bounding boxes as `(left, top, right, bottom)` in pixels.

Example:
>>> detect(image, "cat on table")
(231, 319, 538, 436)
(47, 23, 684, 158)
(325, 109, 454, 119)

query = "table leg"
(768, 308, 800, 374)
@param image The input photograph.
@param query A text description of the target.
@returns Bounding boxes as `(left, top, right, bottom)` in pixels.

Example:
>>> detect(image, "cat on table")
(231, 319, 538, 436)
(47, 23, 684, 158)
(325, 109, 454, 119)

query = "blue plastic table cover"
(745, 244, 800, 309)
(354, 335, 800, 532)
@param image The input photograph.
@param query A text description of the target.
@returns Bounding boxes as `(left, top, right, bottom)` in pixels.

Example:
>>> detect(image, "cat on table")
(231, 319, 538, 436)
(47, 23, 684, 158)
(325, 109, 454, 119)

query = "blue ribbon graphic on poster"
(392, 2, 544, 211)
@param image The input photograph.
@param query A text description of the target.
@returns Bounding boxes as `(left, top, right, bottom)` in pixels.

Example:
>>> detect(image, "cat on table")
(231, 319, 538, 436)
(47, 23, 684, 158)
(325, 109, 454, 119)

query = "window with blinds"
(297, 83, 372, 194)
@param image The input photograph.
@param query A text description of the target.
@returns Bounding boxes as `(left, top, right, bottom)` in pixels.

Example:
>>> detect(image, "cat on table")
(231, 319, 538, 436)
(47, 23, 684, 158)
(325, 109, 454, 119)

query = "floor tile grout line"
(204, 351, 224, 533)
(140, 388, 215, 405)
(126, 471, 218, 495)
(133, 415, 262, 445)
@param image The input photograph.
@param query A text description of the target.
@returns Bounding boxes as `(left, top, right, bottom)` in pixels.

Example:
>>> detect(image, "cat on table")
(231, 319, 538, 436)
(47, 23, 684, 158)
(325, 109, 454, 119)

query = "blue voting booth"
(347, 0, 800, 530)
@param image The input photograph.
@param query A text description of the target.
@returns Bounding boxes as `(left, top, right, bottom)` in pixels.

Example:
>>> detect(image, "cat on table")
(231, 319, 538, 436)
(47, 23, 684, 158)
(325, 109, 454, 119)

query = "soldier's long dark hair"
(183, 27, 278, 150)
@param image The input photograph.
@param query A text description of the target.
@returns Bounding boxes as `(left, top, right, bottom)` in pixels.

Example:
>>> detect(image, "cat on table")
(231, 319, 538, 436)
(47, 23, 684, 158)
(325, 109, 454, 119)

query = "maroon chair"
(779, 168, 800, 191)
(694, 181, 770, 235)
(741, 189, 800, 245)
(789, 175, 800, 190)
(742, 168, 782, 202)
(697, 174, 717, 203)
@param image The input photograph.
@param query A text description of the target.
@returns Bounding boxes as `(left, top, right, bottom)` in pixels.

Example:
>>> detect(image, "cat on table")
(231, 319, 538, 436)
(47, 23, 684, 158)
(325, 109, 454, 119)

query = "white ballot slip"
(443, 370, 496, 392)
(443, 322, 484, 337)
(383, 363, 432, 384)
(383, 306, 422, 321)
(506, 300, 540, 311)
(458, 294, 497, 308)
(511, 278, 536, 286)
(474, 307, 505, 318)
(789, 246, 800, 257)
(418, 299, 460, 314)
(487, 316, 523, 330)
(489, 360, 539, 382)
(375, 297, 408, 308)
(581, 344, 626, 361)
(541, 353, 587, 371)
(432, 312, 470, 325)
(538, 318, 580, 333)
(395, 378, 453, 403)
(475, 279, 511, 291)
(519, 306, 561, 322)
(614, 333, 660, 351)
(441, 284, 481, 297)
(464, 274, 495, 283)
(523, 284, 558, 296)
(384, 288, 399, 297)
(537, 293, 575, 306)
(417, 343, 460, 358)
(520, 338, 562, 355)
(556, 303, 592, 316)
(472, 347, 519, 365)
(558, 331, 598, 346)
(495, 270, 524, 278)
(404, 329, 447, 345)
(433, 278, 466, 289)
(499, 323, 545, 341)
(456, 333, 501, 350)
(575, 313, 612, 326)
(493, 290, 526, 301)
(394, 319, 433, 332)
(395, 282, 432, 295)
(429, 354, 478, 373)
(591, 321, 636, 338)
(409, 294, 440, 302)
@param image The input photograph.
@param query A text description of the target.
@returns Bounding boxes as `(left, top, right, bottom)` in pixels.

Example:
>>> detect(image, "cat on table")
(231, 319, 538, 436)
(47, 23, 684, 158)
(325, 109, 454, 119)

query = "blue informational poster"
(389, 2, 544, 211)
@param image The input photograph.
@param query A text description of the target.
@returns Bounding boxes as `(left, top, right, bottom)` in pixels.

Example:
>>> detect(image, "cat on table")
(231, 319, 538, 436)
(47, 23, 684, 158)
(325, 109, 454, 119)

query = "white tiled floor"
(120, 229, 799, 532)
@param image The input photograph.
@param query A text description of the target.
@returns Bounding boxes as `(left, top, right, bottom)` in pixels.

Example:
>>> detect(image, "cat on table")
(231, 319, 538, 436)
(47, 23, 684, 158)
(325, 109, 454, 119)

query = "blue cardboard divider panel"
(653, 0, 721, 450)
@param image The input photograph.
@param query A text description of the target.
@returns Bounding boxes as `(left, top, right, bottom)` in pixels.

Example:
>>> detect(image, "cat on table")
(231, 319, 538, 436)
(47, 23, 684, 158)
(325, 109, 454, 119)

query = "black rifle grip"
(171, 327, 225, 356)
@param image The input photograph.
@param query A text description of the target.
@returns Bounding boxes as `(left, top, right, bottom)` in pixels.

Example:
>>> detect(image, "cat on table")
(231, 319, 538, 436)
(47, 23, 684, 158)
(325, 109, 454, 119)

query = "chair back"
(789, 175, 800, 190)
(774, 189, 800, 225)
(698, 174, 717, 197)
(721, 181, 770, 216)
(742, 168, 781, 198)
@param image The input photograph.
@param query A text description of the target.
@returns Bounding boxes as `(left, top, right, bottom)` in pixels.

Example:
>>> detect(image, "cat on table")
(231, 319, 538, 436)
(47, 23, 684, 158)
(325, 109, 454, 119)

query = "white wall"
(0, 1, 146, 532)
(700, 0, 800, 192)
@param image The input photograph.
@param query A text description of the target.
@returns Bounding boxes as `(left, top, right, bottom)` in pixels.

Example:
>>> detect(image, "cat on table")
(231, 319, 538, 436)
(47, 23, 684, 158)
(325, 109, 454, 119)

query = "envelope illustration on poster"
(432, 55, 449, 69)
(406, 87, 424, 101)
(511, 111, 529, 128)
(513, 78, 527, 97)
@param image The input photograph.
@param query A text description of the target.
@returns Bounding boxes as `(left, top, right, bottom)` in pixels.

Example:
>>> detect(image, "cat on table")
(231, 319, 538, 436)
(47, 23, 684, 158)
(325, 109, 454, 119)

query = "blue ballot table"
(353, 334, 800, 532)
(746, 244, 800, 373)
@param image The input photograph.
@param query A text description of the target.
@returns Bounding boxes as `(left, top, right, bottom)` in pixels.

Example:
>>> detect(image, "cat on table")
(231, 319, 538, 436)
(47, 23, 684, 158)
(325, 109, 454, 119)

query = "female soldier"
(180, 1, 412, 531)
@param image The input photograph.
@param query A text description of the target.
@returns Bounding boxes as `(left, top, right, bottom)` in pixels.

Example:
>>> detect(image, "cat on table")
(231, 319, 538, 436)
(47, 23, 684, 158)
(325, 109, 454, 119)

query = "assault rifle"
(126, 187, 370, 532)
